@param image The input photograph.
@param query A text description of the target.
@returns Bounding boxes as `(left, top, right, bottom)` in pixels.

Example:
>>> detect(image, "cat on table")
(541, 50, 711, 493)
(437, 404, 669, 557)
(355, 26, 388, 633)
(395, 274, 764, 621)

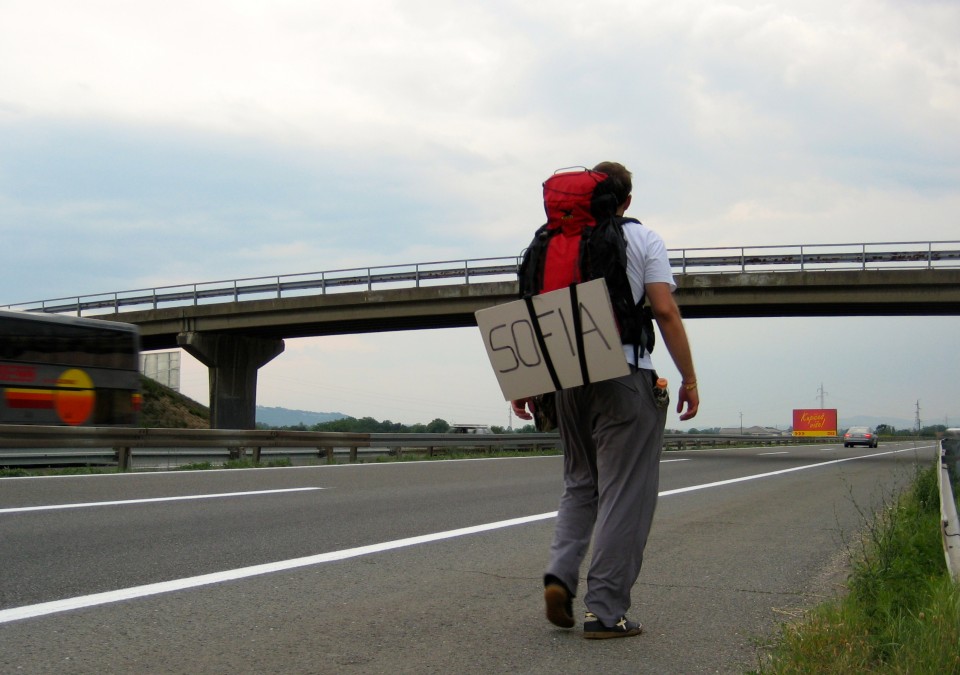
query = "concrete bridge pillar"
(177, 332, 284, 429)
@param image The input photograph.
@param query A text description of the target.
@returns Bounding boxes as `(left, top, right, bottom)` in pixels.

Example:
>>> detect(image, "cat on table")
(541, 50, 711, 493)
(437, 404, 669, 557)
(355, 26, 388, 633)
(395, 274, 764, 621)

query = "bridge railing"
(4, 240, 960, 317)
(672, 240, 960, 274)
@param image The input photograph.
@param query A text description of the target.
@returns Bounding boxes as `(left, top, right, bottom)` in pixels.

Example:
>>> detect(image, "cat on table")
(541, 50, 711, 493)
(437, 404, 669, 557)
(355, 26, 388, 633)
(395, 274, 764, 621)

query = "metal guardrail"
(4, 240, 960, 317)
(0, 426, 835, 471)
(939, 429, 960, 581)
(0, 426, 562, 470)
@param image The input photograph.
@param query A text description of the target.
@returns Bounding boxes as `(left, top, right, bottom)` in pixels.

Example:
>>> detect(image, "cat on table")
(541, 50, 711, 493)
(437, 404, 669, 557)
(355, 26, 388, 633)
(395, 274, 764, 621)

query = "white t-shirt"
(621, 221, 676, 369)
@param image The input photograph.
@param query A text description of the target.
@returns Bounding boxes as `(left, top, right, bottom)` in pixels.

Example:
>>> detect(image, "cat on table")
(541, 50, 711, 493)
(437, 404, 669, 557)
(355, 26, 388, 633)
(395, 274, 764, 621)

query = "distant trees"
(507, 424, 539, 433)
(265, 416, 453, 434)
(307, 416, 407, 433)
(875, 423, 948, 438)
(425, 418, 450, 433)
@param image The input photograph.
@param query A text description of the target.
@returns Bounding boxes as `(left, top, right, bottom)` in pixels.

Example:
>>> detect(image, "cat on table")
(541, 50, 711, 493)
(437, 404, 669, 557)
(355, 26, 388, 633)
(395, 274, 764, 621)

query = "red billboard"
(792, 409, 838, 437)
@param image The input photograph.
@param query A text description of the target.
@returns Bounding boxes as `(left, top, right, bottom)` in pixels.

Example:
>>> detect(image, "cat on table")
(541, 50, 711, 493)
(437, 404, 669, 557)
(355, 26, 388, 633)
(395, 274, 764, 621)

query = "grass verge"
(754, 465, 960, 674)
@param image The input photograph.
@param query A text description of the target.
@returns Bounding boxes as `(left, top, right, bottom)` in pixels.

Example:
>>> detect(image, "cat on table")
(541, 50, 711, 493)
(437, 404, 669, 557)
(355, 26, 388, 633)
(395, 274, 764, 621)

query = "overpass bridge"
(6, 241, 960, 429)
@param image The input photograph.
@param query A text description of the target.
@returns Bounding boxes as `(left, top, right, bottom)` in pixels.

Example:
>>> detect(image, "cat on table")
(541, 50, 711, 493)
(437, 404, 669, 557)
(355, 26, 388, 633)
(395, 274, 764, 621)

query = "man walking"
(512, 161, 699, 639)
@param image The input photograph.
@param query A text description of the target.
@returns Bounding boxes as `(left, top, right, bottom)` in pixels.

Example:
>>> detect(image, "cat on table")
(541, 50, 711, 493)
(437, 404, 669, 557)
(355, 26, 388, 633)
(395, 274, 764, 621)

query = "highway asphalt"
(0, 440, 935, 674)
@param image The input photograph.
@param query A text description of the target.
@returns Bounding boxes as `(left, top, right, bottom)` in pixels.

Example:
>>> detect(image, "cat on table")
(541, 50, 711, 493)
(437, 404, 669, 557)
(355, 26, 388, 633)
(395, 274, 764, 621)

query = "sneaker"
(582, 611, 643, 639)
(543, 577, 575, 629)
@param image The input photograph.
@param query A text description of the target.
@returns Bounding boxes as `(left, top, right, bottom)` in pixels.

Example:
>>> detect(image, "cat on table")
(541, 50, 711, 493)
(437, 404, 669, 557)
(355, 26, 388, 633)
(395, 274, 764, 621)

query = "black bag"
(533, 392, 558, 432)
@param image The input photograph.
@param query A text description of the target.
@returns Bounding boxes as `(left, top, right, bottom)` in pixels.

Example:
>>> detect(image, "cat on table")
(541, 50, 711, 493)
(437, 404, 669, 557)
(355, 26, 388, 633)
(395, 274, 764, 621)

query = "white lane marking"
(758, 451, 789, 456)
(0, 445, 930, 624)
(660, 446, 927, 497)
(661, 458, 690, 463)
(0, 488, 323, 514)
(0, 512, 555, 624)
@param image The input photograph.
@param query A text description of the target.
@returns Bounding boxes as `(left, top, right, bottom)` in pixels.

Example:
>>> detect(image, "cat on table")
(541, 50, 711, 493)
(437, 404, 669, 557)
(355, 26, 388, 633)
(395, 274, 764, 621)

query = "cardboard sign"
(792, 408, 838, 437)
(475, 278, 630, 401)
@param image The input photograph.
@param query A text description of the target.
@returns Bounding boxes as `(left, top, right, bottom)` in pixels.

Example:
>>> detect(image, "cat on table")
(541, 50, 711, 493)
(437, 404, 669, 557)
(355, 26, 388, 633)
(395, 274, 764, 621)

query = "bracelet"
(682, 381, 698, 391)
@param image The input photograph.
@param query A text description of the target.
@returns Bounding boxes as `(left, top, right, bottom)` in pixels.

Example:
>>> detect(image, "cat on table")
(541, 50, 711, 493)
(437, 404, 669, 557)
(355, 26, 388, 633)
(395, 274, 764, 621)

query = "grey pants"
(545, 368, 666, 625)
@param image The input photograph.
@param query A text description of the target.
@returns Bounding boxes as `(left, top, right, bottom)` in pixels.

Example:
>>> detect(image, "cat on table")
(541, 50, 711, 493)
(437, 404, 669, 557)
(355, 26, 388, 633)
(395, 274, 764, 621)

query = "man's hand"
(511, 397, 535, 421)
(676, 384, 699, 421)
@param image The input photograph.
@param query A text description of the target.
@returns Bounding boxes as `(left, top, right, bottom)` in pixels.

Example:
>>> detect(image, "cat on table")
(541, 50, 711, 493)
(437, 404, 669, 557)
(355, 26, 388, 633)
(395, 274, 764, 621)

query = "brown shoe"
(544, 582, 575, 628)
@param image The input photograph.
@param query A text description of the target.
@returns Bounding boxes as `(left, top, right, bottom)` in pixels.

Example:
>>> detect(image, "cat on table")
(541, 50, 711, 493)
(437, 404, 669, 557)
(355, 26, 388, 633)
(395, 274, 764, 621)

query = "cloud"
(2, 0, 959, 427)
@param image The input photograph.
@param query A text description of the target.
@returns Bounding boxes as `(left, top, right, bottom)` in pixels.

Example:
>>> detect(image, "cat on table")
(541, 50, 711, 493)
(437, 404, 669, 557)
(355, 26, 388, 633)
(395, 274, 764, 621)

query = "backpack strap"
(568, 283, 591, 386)
(632, 295, 655, 365)
(518, 224, 551, 298)
(522, 295, 562, 390)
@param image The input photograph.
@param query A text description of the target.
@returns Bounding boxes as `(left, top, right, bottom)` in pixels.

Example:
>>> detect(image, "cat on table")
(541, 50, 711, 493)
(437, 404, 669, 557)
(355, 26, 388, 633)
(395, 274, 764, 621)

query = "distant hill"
(256, 406, 348, 428)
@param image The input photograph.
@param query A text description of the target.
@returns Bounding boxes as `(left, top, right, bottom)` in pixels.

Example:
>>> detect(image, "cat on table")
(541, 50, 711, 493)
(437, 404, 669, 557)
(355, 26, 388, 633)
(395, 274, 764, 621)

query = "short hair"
(593, 161, 632, 206)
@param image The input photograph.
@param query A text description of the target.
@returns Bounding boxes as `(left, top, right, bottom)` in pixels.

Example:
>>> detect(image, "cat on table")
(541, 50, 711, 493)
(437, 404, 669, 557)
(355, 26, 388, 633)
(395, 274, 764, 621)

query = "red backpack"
(519, 167, 655, 362)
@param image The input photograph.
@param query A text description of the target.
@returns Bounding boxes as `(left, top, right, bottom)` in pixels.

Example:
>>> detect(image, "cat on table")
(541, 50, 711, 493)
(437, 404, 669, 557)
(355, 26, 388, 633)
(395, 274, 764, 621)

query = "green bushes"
(758, 466, 960, 673)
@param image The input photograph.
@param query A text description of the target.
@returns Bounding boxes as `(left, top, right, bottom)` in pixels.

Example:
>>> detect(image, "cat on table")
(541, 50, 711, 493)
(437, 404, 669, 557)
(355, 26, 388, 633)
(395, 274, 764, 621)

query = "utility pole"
(739, 411, 743, 435)
(817, 383, 828, 408)
(915, 400, 921, 433)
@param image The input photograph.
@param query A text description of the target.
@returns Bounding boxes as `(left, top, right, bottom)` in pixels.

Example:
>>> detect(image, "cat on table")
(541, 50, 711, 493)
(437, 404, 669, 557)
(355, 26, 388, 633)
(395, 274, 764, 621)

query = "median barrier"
(0, 426, 370, 471)
(0, 427, 561, 470)
(0, 427, 851, 471)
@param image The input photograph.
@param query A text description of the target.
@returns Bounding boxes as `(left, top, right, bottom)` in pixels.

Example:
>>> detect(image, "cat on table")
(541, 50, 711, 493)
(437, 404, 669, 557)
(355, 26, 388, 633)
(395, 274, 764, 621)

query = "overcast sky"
(2, 0, 958, 430)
